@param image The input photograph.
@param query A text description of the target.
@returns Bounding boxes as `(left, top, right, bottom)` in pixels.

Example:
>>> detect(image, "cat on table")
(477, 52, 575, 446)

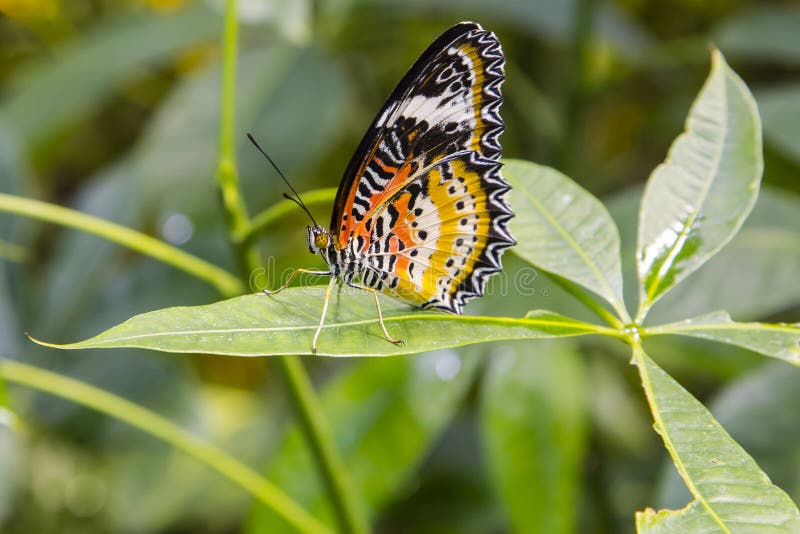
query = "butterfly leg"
(346, 282, 404, 347)
(311, 276, 337, 354)
(263, 268, 332, 295)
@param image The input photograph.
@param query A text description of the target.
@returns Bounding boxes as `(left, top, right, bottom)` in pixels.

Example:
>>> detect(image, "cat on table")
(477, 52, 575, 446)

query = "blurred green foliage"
(0, 0, 799, 532)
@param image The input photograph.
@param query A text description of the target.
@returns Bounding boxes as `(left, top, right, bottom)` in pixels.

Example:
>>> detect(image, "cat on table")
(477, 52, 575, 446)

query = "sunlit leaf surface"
(634, 347, 800, 532)
(649, 311, 800, 366)
(636, 501, 720, 533)
(32, 288, 606, 357)
(610, 187, 800, 323)
(636, 50, 762, 319)
(506, 159, 627, 318)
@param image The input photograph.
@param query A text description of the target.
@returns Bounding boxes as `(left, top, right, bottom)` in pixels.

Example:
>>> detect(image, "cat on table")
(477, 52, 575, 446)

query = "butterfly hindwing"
(360, 151, 512, 313)
(332, 22, 514, 313)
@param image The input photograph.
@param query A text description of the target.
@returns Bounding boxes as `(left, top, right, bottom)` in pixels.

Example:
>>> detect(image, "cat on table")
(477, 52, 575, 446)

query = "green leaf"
(610, 186, 800, 323)
(31, 288, 608, 357)
(636, 49, 762, 321)
(636, 501, 720, 533)
(480, 341, 586, 533)
(505, 159, 628, 321)
(633, 347, 800, 532)
(714, 7, 800, 65)
(647, 311, 800, 366)
(758, 83, 800, 164)
(656, 362, 800, 513)
(247, 350, 480, 532)
(0, 6, 220, 146)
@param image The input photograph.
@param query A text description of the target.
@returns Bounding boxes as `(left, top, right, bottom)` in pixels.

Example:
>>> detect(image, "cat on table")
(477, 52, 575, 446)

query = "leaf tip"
(25, 331, 70, 350)
(709, 44, 725, 65)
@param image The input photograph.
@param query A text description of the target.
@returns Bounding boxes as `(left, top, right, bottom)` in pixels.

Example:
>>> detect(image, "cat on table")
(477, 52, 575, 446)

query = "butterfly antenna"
(246, 133, 319, 226)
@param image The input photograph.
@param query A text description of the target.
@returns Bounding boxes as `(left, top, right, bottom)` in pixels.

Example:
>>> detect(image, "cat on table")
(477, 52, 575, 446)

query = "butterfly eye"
(314, 233, 329, 250)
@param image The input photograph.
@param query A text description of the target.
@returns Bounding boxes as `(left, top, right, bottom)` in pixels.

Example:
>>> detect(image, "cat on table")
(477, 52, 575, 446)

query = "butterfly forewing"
(332, 22, 514, 314)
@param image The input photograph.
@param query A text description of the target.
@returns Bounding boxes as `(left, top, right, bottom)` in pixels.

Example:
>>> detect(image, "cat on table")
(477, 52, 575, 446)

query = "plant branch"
(215, 0, 259, 276)
(547, 271, 625, 330)
(0, 359, 12, 427)
(0, 359, 330, 534)
(215, 3, 369, 533)
(281, 357, 370, 534)
(0, 193, 244, 297)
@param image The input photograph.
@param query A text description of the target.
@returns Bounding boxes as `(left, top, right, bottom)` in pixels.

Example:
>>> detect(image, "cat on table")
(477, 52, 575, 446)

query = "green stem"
(216, 3, 368, 533)
(0, 193, 243, 297)
(548, 272, 625, 330)
(0, 359, 330, 534)
(216, 0, 257, 277)
(241, 187, 338, 244)
(0, 359, 11, 421)
(281, 357, 370, 534)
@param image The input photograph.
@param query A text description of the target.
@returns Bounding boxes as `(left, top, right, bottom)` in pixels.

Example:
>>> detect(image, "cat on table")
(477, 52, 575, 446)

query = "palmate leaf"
(31, 287, 609, 357)
(647, 311, 800, 366)
(634, 347, 800, 532)
(505, 160, 628, 320)
(636, 49, 762, 321)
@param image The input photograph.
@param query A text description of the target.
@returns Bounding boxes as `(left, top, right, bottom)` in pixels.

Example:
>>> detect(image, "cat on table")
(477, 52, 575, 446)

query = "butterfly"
(257, 21, 515, 354)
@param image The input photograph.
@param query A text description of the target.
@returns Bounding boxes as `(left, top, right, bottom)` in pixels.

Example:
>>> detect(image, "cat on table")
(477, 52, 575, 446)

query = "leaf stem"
(281, 357, 370, 534)
(548, 272, 625, 329)
(215, 3, 368, 533)
(0, 358, 12, 426)
(0, 359, 330, 534)
(216, 0, 260, 279)
(0, 193, 244, 298)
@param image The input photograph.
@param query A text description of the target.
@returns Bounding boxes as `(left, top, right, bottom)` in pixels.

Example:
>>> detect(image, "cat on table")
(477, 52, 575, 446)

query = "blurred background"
(0, 0, 799, 532)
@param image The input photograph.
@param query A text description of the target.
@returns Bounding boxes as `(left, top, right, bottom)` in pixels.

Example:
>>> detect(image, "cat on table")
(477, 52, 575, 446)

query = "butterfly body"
(266, 21, 515, 352)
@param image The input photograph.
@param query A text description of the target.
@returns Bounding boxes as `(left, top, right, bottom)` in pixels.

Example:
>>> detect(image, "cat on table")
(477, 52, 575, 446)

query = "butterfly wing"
(331, 22, 503, 240)
(333, 22, 514, 313)
(358, 150, 512, 313)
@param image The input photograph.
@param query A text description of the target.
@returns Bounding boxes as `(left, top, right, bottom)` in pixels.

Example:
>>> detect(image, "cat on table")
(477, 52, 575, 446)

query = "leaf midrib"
(644, 67, 729, 307)
(49, 314, 612, 346)
(647, 320, 800, 336)
(635, 348, 732, 534)
(515, 182, 623, 315)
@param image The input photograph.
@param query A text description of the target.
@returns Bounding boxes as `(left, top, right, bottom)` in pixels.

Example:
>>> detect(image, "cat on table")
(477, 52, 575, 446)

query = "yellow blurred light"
(141, 0, 190, 13)
(0, 0, 60, 21)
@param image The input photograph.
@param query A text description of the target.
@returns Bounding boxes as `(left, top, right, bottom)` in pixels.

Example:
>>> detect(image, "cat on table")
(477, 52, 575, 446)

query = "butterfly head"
(306, 225, 333, 254)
